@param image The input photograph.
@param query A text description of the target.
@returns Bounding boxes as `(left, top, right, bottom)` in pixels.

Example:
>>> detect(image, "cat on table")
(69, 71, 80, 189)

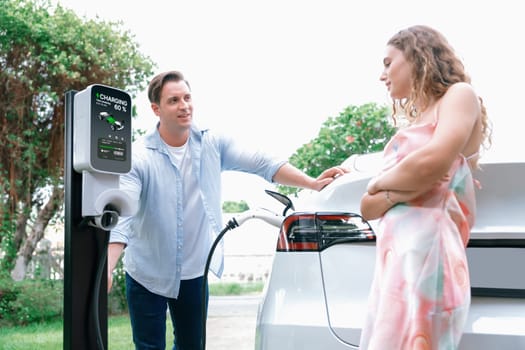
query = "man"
(108, 70, 346, 349)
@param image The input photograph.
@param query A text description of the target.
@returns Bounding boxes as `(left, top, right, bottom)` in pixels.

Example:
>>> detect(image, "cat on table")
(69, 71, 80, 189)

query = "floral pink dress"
(359, 117, 476, 350)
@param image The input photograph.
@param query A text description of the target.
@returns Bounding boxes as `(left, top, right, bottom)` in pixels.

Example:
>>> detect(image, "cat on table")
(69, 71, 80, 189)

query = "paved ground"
(206, 295, 261, 350)
(204, 217, 274, 350)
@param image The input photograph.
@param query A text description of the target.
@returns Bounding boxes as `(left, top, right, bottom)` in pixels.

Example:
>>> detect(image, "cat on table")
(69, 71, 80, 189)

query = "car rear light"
(276, 212, 375, 252)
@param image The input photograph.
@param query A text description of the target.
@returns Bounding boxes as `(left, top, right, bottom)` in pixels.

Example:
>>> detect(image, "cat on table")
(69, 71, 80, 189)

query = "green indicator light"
(100, 145, 115, 150)
(107, 116, 116, 124)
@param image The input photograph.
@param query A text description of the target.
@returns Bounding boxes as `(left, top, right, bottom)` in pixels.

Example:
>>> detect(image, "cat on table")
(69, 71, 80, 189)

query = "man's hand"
(313, 166, 349, 191)
(107, 242, 125, 293)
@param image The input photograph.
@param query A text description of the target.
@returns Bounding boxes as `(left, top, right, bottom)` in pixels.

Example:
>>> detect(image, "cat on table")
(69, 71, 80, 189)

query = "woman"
(359, 25, 491, 349)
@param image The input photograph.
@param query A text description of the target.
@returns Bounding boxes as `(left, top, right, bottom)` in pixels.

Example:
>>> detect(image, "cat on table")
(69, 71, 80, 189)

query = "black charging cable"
(80, 205, 118, 350)
(92, 230, 108, 350)
(77, 217, 107, 350)
(201, 217, 241, 350)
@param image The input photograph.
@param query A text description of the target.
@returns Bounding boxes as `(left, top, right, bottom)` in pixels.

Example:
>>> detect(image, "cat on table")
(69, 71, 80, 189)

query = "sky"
(56, 0, 525, 208)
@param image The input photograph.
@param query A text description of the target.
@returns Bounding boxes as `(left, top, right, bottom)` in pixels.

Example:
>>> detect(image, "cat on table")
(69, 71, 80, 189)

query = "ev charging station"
(64, 85, 136, 349)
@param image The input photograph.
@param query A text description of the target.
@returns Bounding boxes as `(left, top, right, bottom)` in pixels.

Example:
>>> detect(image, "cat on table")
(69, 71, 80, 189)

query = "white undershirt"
(166, 141, 210, 279)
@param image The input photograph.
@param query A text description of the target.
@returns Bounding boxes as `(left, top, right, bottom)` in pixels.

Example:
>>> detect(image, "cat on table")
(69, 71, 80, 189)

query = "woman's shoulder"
(442, 82, 478, 101)
(440, 82, 480, 113)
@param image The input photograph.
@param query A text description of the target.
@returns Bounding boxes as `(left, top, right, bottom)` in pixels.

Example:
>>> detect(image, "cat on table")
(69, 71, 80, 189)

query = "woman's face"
(380, 45, 412, 99)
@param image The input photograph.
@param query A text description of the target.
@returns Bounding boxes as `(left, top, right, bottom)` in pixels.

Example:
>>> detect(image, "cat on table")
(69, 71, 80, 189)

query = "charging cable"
(200, 208, 284, 349)
(92, 231, 108, 350)
(201, 218, 238, 350)
(83, 204, 119, 350)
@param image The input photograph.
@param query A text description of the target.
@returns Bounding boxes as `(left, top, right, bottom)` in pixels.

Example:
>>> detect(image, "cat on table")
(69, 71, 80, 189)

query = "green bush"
(0, 276, 19, 326)
(108, 259, 128, 315)
(0, 278, 62, 327)
(279, 102, 396, 196)
(209, 282, 264, 296)
(222, 200, 250, 213)
(0, 273, 263, 327)
(0, 274, 127, 328)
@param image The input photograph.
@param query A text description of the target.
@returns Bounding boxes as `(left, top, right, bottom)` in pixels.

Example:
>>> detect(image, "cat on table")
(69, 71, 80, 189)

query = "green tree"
(279, 102, 396, 196)
(222, 200, 250, 213)
(0, 0, 155, 279)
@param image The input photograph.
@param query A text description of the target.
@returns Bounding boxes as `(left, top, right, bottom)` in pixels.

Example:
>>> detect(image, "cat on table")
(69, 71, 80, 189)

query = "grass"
(0, 319, 63, 350)
(209, 281, 264, 295)
(0, 315, 152, 350)
(0, 281, 264, 349)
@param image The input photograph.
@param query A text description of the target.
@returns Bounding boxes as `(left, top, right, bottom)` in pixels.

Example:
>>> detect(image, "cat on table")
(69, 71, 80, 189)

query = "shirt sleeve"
(218, 132, 287, 183)
(109, 155, 143, 244)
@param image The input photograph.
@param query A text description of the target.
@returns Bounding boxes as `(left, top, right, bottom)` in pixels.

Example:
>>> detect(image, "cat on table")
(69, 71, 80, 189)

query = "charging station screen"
(97, 138, 126, 161)
(90, 85, 132, 173)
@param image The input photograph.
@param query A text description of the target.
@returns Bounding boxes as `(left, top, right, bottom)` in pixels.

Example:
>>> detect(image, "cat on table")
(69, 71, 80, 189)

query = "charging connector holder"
(80, 171, 136, 230)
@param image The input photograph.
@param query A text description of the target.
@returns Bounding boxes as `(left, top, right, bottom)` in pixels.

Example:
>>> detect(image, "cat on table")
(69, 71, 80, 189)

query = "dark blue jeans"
(125, 273, 208, 350)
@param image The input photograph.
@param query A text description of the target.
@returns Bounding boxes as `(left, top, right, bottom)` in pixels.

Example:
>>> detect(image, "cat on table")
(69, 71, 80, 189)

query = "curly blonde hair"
(387, 25, 491, 150)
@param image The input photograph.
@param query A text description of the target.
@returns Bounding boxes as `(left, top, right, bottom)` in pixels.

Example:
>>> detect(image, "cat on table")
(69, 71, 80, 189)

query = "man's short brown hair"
(147, 70, 190, 104)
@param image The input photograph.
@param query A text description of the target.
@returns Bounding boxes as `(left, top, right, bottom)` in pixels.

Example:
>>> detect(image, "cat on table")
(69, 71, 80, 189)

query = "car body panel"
(320, 243, 375, 346)
(255, 153, 525, 349)
(256, 252, 360, 349)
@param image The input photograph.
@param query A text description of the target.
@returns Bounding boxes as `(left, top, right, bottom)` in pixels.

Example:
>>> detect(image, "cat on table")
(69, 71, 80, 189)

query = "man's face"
(151, 80, 193, 132)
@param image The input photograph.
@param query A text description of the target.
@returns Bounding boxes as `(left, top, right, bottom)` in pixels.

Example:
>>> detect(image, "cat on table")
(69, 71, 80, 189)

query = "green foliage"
(0, 0, 155, 272)
(108, 259, 128, 315)
(208, 281, 264, 296)
(0, 277, 62, 327)
(0, 272, 128, 326)
(0, 213, 16, 273)
(279, 102, 396, 196)
(0, 276, 19, 325)
(222, 200, 250, 213)
(0, 276, 263, 328)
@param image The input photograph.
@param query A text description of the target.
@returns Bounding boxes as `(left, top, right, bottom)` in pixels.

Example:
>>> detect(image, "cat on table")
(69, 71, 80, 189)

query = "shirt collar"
(143, 122, 209, 151)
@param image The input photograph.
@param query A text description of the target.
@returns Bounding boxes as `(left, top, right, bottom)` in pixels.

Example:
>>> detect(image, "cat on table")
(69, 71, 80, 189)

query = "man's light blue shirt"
(110, 123, 286, 298)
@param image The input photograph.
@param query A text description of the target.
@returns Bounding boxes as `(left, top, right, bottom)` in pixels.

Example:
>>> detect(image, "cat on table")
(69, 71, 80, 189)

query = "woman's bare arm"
(368, 83, 480, 195)
(360, 189, 422, 220)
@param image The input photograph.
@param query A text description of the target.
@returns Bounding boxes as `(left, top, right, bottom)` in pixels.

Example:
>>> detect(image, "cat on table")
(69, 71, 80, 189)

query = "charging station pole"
(64, 90, 108, 350)
(64, 84, 135, 350)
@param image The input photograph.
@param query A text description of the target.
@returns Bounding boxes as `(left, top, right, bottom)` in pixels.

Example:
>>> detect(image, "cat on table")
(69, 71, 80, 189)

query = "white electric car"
(254, 153, 525, 349)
